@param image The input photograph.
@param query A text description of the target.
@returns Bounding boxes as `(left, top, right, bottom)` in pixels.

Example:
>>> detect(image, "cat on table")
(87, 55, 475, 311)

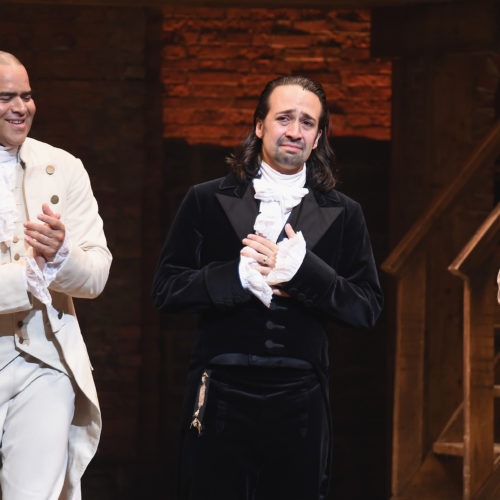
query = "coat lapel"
(215, 175, 344, 248)
(215, 179, 258, 240)
(292, 190, 344, 249)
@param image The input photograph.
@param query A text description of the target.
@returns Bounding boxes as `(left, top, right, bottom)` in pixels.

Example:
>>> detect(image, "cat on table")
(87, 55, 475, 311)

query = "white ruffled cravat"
(0, 144, 69, 307)
(0, 146, 18, 247)
(239, 162, 308, 307)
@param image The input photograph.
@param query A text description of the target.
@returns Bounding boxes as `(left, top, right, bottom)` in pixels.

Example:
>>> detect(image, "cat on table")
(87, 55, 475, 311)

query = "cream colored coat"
(0, 137, 112, 499)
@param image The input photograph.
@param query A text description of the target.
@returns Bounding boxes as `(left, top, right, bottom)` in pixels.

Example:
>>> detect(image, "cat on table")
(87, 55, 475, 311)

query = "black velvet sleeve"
(281, 199, 383, 328)
(151, 185, 251, 313)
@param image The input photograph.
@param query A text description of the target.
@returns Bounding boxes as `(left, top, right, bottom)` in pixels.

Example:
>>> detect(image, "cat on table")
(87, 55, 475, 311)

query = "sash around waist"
(209, 353, 313, 369)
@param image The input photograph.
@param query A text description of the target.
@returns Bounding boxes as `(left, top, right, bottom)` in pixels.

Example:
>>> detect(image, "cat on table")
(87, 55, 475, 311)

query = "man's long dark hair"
(226, 75, 337, 191)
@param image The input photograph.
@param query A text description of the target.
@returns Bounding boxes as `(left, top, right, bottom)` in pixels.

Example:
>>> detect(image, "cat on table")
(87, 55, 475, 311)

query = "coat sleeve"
(281, 200, 383, 328)
(0, 262, 32, 313)
(48, 158, 112, 299)
(152, 186, 251, 313)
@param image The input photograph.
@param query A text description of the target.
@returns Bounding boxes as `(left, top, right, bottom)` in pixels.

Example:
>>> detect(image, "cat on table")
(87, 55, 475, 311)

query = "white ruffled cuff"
(25, 236, 71, 305)
(44, 235, 71, 286)
(266, 231, 306, 286)
(238, 232, 306, 307)
(0, 202, 16, 247)
(26, 257, 52, 305)
(238, 254, 273, 307)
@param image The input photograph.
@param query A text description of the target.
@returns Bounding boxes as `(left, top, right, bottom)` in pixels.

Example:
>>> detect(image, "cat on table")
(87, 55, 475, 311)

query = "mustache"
(278, 137, 304, 149)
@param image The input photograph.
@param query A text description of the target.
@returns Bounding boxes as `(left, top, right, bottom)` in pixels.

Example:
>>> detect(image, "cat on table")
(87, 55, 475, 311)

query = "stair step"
(433, 441, 465, 456)
(433, 441, 500, 457)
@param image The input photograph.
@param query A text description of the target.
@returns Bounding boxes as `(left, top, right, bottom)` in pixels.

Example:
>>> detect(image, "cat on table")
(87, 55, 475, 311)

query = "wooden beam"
(372, 0, 500, 57)
(448, 203, 500, 280)
(391, 249, 427, 495)
(461, 275, 495, 499)
(433, 442, 500, 457)
(0, 0, 463, 7)
(382, 123, 500, 278)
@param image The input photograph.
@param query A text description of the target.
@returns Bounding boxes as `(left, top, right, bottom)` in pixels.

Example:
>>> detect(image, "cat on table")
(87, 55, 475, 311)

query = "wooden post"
(462, 273, 495, 499)
(448, 203, 500, 499)
(391, 249, 427, 495)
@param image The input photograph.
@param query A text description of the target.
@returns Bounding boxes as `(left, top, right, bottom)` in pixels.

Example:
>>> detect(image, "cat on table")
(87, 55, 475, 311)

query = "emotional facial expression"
(255, 84, 322, 174)
(0, 63, 35, 149)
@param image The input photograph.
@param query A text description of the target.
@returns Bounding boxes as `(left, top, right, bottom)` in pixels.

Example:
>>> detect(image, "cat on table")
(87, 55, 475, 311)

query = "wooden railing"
(448, 203, 500, 499)
(383, 120, 500, 499)
(382, 120, 500, 277)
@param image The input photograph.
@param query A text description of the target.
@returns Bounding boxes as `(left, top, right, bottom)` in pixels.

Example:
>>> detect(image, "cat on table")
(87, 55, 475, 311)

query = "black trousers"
(178, 366, 330, 500)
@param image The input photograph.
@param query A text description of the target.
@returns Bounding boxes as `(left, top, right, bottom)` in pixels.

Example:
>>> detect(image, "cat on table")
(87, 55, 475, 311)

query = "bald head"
(0, 51, 35, 148)
(0, 51, 23, 67)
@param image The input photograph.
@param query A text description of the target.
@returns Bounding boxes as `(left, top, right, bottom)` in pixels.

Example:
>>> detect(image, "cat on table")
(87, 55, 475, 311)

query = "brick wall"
(161, 7, 392, 146)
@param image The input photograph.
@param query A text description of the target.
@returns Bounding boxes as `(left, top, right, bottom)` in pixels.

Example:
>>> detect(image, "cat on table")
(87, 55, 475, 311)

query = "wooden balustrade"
(383, 120, 500, 499)
(448, 203, 500, 499)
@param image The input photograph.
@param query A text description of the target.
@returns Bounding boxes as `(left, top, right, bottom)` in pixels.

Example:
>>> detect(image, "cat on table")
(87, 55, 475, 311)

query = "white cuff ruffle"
(239, 231, 306, 308)
(239, 255, 274, 307)
(25, 236, 71, 305)
(0, 192, 16, 247)
(26, 257, 52, 305)
(267, 231, 306, 285)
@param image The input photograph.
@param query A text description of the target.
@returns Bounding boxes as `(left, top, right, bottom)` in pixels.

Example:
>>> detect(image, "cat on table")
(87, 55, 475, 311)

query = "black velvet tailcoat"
(152, 170, 383, 383)
(152, 171, 383, 497)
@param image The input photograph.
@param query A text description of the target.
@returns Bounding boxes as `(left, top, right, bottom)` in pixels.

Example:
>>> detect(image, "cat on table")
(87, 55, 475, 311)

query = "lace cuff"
(26, 257, 52, 305)
(25, 236, 71, 305)
(238, 231, 306, 307)
(0, 199, 16, 247)
(44, 235, 71, 286)
(238, 255, 273, 307)
(266, 231, 306, 286)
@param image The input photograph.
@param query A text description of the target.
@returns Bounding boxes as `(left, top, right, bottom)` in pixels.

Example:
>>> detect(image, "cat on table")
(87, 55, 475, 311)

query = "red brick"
(160, 6, 391, 141)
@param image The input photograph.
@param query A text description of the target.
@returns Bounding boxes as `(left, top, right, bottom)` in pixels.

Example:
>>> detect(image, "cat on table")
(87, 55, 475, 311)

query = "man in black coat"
(152, 75, 383, 500)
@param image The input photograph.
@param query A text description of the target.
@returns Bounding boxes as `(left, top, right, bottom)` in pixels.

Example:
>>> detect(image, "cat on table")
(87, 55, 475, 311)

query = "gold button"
(13, 253, 20, 261)
(50, 195, 59, 204)
(12, 235, 19, 243)
(46, 165, 55, 175)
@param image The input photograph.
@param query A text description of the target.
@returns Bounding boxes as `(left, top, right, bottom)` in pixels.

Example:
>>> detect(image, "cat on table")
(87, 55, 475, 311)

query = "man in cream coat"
(0, 52, 111, 499)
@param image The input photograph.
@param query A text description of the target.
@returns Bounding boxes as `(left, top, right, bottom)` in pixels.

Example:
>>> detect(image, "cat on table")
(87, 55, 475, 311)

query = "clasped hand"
(240, 223, 296, 297)
(24, 203, 65, 269)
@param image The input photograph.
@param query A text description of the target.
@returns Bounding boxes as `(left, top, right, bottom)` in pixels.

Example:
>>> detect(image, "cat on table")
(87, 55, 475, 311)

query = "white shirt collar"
(0, 145, 20, 246)
(259, 160, 306, 188)
(0, 144, 18, 164)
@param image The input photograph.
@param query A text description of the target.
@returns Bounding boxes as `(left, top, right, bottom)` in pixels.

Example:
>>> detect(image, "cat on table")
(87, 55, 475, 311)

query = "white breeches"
(0, 354, 75, 500)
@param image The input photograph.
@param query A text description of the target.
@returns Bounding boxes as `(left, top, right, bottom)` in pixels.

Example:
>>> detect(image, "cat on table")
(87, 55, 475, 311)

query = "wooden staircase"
(383, 121, 500, 499)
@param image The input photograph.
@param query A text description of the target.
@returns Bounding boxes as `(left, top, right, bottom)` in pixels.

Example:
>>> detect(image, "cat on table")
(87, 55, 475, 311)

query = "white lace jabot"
(0, 144, 69, 309)
(239, 162, 308, 307)
(0, 146, 19, 247)
(252, 162, 309, 242)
